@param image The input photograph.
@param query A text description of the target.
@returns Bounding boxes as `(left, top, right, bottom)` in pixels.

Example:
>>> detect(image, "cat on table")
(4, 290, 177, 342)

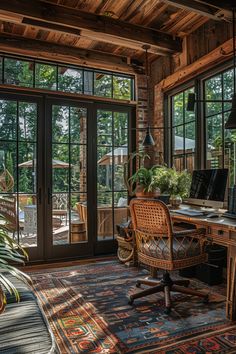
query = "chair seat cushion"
(141, 237, 201, 260)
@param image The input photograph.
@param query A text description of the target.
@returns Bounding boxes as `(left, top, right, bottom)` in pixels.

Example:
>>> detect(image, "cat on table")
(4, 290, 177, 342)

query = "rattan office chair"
(129, 198, 209, 313)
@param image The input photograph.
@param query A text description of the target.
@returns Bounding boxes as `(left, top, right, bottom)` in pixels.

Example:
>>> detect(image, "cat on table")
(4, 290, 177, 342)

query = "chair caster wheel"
(203, 295, 209, 304)
(128, 297, 134, 305)
(164, 307, 171, 315)
(136, 281, 141, 288)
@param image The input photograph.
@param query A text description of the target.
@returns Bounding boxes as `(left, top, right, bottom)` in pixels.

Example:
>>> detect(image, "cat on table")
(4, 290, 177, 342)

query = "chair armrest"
(173, 228, 206, 239)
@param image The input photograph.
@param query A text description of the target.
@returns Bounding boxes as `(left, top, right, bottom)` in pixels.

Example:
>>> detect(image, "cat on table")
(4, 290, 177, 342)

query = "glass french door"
(95, 106, 130, 255)
(0, 92, 133, 261)
(45, 98, 93, 260)
(0, 93, 44, 261)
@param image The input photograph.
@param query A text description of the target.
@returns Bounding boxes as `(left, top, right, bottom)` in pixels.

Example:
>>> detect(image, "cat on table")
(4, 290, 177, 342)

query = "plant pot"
(157, 194, 170, 204)
(169, 195, 182, 208)
(135, 185, 160, 198)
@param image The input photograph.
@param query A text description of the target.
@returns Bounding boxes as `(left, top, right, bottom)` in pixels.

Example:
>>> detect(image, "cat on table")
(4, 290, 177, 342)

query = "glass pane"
(94, 73, 112, 98)
(52, 144, 69, 192)
(114, 112, 128, 146)
(52, 105, 69, 143)
(97, 110, 112, 146)
(185, 122, 195, 153)
(0, 99, 38, 249)
(114, 163, 126, 190)
(4, 58, 33, 87)
(21, 195, 37, 247)
(113, 76, 131, 100)
(205, 74, 222, 117)
(223, 69, 234, 112)
(18, 142, 36, 193)
(35, 63, 57, 90)
(0, 100, 17, 141)
(206, 115, 223, 169)
(97, 146, 112, 191)
(19, 102, 37, 141)
(72, 193, 88, 244)
(52, 105, 87, 246)
(186, 154, 195, 172)
(173, 155, 184, 171)
(224, 119, 236, 187)
(185, 87, 195, 123)
(70, 107, 87, 144)
(173, 126, 184, 154)
(58, 66, 82, 93)
(173, 92, 183, 126)
(84, 71, 93, 95)
(70, 144, 87, 192)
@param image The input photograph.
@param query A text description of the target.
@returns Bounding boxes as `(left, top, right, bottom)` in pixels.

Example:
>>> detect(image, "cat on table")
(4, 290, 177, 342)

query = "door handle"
(47, 188, 51, 204)
(38, 187, 42, 204)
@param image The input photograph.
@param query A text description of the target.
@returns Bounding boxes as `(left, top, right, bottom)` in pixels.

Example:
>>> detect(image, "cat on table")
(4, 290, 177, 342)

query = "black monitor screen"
(189, 169, 228, 201)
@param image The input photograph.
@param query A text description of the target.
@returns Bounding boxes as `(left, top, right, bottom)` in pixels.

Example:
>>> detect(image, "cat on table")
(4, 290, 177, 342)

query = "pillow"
(117, 197, 127, 207)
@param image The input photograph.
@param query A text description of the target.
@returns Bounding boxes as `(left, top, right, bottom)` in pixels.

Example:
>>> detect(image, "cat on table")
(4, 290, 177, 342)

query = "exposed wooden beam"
(161, 0, 230, 20)
(160, 37, 235, 91)
(0, 0, 182, 55)
(22, 18, 81, 36)
(198, 1, 234, 11)
(0, 34, 142, 74)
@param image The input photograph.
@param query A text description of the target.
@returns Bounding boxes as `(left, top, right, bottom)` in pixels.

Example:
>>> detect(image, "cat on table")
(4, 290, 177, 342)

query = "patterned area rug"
(30, 261, 236, 353)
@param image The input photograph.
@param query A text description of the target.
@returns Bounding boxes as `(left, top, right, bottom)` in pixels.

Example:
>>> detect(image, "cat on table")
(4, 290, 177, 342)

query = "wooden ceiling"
(0, 0, 233, 73)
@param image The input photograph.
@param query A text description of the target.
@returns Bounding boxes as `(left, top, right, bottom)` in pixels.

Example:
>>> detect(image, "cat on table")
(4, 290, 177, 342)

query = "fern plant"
(128, 165, 161, 195)
(0, 227, 30, 313)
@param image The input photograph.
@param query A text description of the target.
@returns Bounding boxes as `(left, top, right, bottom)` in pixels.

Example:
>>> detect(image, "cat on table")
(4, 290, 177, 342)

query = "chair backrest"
(130, 198, 173, 236)
(52, 193, 68, 210)
(130, 198, 206, 270)
(0, 196, 17, 231)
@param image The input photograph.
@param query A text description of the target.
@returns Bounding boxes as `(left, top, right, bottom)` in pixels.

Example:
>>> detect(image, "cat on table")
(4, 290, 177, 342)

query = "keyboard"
(173, 209, 205, 217)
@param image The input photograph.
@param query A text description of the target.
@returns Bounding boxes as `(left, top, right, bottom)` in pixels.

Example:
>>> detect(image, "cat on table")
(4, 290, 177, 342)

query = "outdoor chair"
(0, 196, 22, 239)
(52, 193, 68, 226)
(76, 202, 128, 238)
(128, 198, 209, 314)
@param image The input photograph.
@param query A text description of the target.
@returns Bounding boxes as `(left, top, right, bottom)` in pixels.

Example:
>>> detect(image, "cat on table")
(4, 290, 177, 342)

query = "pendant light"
(225, 8, 236, 129)
(142, 45, 155, 146)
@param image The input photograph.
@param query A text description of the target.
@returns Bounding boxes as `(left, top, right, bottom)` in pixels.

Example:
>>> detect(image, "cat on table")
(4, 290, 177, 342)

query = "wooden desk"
(171, 206, 236, 321)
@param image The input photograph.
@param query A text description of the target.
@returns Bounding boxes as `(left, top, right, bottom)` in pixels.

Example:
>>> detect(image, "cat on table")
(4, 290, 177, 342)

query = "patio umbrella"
(18, 159, 71, 168)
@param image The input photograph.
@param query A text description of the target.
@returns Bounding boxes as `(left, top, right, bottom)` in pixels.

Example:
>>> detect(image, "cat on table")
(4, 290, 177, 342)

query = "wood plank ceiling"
(0, 0, 232, 73)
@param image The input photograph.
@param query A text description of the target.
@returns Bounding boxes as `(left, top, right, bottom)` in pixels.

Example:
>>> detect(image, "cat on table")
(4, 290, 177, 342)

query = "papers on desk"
(173, 209, 205, 217)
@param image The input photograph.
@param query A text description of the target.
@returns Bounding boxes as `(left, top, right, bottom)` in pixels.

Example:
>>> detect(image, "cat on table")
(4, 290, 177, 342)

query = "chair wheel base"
(164, 307, 171, 315)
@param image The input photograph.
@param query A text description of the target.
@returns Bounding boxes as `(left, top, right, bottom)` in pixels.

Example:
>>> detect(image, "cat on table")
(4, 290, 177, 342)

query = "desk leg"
(226, 245, 236, 320)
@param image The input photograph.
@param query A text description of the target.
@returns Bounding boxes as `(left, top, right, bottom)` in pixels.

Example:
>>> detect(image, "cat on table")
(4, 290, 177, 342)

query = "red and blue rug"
(31, 261, 236, 353)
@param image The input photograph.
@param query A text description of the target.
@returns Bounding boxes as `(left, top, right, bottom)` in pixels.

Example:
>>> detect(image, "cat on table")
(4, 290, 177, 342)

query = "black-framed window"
(0, 55, 135, 101)
(171, 87, 196, 171)
(167, 62, 234, 185)
(204, 68, 235, 186)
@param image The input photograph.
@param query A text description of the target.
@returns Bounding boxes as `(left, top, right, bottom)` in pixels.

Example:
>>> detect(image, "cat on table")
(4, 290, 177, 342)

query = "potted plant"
(129, 165, 161, 197)
(0, 227, 30, 313)
(153, 166, 191, 206)
(123, 152, 161, 197)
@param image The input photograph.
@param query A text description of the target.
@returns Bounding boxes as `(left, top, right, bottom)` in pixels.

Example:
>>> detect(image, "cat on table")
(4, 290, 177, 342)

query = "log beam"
(0, 0, 182, 55)
(159, 38, 235, 91)
(0, 34, 142, 74)
(161, 0, 232, 20)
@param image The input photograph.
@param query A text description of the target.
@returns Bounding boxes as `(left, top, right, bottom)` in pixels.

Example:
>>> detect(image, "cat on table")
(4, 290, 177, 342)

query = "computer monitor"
(185, 168, 228, 209)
